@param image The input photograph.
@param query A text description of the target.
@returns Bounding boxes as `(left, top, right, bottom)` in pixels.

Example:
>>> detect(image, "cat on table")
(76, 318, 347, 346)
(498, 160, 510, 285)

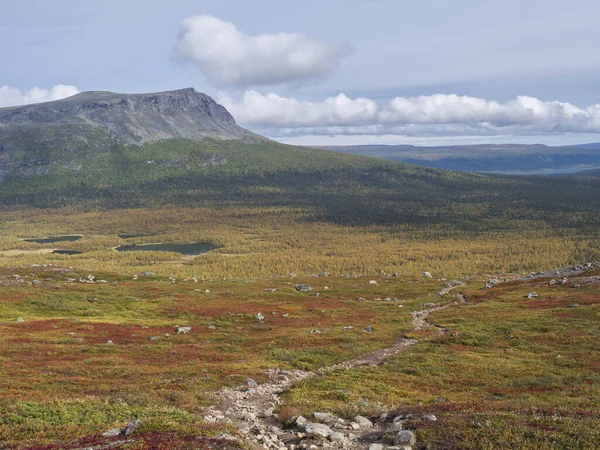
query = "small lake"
(116, 243, 217, 256)
(24, 235, 82, 244)
(52, 250, 83, 255)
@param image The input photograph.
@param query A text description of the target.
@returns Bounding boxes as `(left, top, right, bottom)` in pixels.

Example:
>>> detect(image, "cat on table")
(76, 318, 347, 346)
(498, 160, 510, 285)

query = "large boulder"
(395, 430, 417, 446)
(305, 422, 334, 438)
(354, 415, 374, 428)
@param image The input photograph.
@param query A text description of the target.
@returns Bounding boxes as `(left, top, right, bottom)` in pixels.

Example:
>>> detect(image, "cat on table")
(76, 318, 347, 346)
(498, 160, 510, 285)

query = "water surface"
(24, 235, 82, 244)
(116, 242, 216, 256)
(52, 250, 83, 255)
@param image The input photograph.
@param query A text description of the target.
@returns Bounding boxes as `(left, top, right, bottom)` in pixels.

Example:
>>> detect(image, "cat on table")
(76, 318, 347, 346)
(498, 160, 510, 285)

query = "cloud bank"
(173, 15, 351, 87)
(0, 85, 80, 108)
(219, 91, 600, 137)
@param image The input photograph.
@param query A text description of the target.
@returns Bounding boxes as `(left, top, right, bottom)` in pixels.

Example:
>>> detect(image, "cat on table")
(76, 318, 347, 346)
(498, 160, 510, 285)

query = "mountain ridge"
(0, 87, 262, 146)
(317, 143, 600, 173)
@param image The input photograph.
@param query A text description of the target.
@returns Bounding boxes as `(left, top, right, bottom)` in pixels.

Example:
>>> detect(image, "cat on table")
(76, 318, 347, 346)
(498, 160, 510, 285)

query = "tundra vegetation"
(0, 138, 599, 449)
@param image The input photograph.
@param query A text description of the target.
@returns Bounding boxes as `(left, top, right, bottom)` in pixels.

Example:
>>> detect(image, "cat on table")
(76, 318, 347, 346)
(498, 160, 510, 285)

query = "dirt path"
(204, 281, 467, 450)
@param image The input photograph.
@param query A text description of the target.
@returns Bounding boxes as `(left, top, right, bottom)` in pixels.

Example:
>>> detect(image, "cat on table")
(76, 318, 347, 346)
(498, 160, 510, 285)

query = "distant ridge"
(317, 143, 600, 174)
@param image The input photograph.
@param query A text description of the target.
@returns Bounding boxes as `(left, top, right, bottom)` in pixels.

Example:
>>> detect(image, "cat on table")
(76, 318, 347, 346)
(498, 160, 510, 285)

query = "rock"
(255, 313, 265, 322)
(527, 292, 539, 299)
(247, 378, 258, 388)
(388, 420, 404, 431)
(296, 284, 313, 292)
(354, 415, 373, 428)
(423, 272, 433, 278)
(329, 432, 346, 443)
(394, 430, 416, 446)
(368, 280, 378, 285)
(295, 415, 308, 428)
(238, 422, 251, 434)
(261, 407, 274, 418)
(176, 326, 191, 334)
(280, 433, 301, 445)
(17, 317, 24, 322)
(569, 303, 580, 308)
(102, 428, 122, 437)
(243, 412, 256, 421)
(368, 445, 384, 450)
(365, 326, 374, 332)
(313, 412, 332, 422)
(123, 419, 141, 436)
(422, 414, 437, 421)
(305, 422, 333, 438)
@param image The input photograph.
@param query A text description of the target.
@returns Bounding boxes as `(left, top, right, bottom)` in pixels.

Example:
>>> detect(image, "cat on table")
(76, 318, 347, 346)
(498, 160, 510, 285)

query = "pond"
(52, 250, 84, 255)
(23, 235, 82, 244)
(115, 243, 217, 256)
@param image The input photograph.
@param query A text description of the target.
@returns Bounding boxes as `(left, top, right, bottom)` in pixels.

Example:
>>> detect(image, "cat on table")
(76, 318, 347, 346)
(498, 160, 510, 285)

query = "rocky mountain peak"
(0, 88, 260, 145)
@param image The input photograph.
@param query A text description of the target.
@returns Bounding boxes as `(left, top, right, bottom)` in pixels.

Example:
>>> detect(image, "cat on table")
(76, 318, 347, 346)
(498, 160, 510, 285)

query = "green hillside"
(1, 138, 600, 232)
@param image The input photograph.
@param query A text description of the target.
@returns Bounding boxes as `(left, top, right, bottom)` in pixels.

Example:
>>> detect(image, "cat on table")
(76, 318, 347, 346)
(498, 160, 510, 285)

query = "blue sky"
(1, 0, 600, 145)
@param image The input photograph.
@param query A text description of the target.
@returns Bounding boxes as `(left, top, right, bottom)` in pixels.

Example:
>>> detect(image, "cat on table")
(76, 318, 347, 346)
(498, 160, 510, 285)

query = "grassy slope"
(2, 138, 600, 232)
(1, 266, 599, 449)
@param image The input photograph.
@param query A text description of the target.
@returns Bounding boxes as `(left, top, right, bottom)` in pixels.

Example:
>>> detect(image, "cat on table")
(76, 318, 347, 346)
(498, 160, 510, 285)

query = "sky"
(1, 0, 600, 146)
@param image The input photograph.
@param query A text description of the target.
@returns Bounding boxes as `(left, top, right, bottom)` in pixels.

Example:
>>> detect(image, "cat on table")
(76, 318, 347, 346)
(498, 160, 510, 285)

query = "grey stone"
(368, 445, 384, 450)
(279, 433, 300, 445)
(422, 414, 437, 421)
(295, 415, 308, 428)
(354, 415, 374, 428)
(388, 421, 404, 431)
(394, 430, 417, 446)
(313, 412, 332, 422)
(329, 432, 346, 443)
(242, 412, 256, 421)
(123, 419, 141, 436)
(238, 422, 251, 434)
(296, 284, 313, 292)
(102, 428, 122, 437)
(305, 422, 333, 438)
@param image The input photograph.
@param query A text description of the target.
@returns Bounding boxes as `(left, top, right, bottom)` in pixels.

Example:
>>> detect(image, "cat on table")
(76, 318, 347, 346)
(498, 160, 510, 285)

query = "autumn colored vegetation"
(0, 139, 599, 448)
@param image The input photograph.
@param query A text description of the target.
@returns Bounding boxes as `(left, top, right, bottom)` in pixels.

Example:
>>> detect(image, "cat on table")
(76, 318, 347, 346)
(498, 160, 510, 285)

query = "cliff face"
(0, 88, 260, 145)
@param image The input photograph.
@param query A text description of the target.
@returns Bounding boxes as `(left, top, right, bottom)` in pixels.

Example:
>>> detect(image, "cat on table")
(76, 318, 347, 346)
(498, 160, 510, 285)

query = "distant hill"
(317, 143, 600, 174)
(1, 89, 600, 231)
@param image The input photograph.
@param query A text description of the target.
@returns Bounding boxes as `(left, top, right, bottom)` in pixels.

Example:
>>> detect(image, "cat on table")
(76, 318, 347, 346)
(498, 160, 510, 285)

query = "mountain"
(317, 143, 600, 174)
(1, 89, 600, 232)
(0, 88, 261, 180)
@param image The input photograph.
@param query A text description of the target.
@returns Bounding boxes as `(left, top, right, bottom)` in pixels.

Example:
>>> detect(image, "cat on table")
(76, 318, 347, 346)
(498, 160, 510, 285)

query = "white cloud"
(0, 85, 80, 108)
(219, 91, 600, 137)
(172, 15, 351, 87)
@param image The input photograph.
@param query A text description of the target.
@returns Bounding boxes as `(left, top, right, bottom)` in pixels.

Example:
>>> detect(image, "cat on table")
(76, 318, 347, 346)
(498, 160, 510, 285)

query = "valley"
(1, 90, 599, 450)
